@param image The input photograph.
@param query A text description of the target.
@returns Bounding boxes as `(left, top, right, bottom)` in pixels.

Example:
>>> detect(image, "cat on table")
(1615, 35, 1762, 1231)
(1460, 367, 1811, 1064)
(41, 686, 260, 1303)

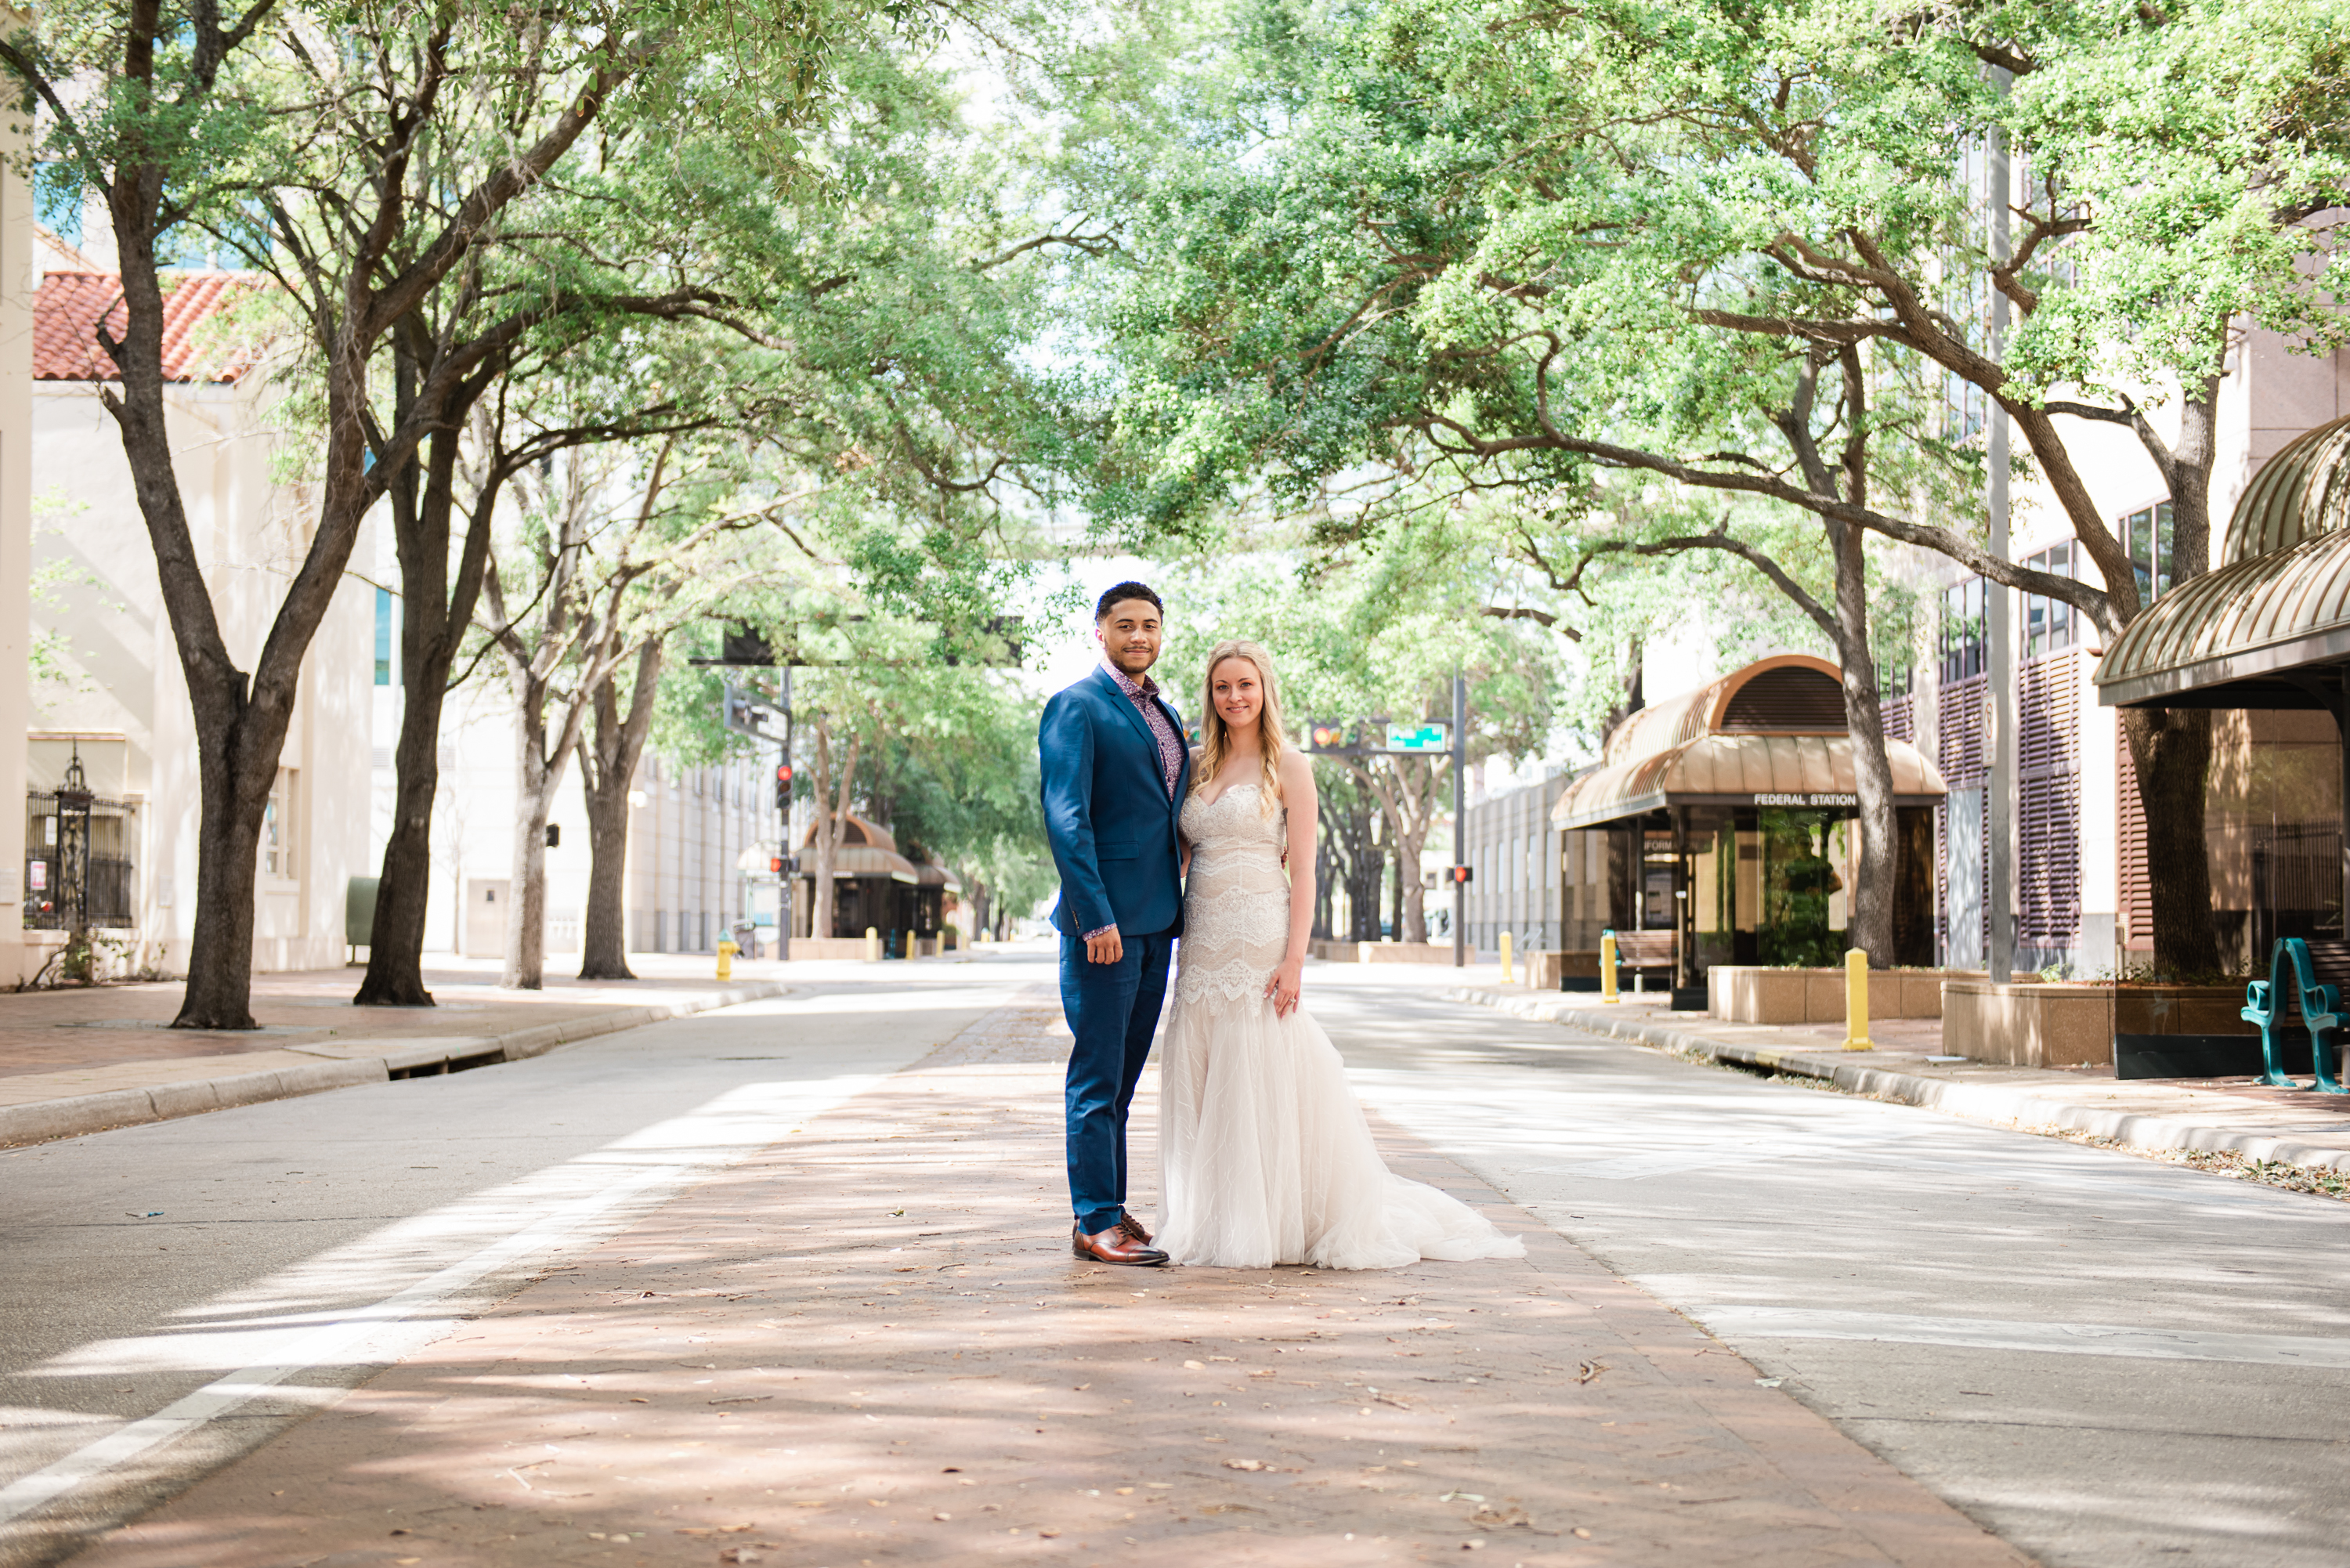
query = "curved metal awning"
(2095, 526, 2350, 709)
(814, 844, 923, 880)
(2095, 412, 2350, 710)
(1550, 732, 1947, 832)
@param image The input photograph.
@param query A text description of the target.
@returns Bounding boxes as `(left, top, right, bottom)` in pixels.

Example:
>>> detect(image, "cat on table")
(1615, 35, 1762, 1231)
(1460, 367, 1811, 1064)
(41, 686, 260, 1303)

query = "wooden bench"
(1607, 929, 1678, 977)
(2243, 938, 2349, 1094)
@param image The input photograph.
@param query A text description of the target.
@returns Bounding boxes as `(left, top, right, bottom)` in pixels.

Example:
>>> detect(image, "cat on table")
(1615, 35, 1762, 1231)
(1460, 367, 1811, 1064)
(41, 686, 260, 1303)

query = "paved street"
(2, 952, 2345, 1566)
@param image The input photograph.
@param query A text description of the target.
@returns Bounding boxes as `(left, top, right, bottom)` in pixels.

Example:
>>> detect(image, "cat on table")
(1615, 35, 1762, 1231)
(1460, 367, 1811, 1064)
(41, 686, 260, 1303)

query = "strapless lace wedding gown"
(1155, 785, 1526, 1270)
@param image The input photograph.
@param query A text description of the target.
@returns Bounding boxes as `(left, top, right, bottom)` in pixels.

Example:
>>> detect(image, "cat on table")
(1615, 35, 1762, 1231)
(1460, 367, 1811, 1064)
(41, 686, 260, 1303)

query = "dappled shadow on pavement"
(74, 999, 2026, 1568)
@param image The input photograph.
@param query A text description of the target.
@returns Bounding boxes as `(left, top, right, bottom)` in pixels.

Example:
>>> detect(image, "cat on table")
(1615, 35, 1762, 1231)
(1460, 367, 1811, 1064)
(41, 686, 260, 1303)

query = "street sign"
(1384, 721, 1450, 753)
(1303, 719, 1452, 755)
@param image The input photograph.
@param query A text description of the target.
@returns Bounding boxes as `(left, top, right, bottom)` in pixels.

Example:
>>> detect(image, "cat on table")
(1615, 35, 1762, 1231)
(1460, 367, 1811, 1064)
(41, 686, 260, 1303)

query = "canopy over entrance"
(1549, 656, 1948, 988)
(2093, 414, 2350, 959)
(1551, 656, 1947, 832)
(2098, 414, 2350, 711)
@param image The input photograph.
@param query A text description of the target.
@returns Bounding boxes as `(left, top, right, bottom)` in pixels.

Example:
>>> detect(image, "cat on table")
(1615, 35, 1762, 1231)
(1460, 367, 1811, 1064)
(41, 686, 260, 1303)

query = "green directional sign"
(1383, 721, 1451, 753)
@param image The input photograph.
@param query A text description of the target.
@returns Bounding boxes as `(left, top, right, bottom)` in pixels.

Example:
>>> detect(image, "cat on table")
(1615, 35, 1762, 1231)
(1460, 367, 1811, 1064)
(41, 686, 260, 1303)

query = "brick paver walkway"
(75, 993, 2024, 1567)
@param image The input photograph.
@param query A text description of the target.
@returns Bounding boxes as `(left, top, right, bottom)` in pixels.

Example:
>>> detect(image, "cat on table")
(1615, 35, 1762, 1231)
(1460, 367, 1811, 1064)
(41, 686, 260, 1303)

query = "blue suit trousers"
(1060, 928, 1174, 1235)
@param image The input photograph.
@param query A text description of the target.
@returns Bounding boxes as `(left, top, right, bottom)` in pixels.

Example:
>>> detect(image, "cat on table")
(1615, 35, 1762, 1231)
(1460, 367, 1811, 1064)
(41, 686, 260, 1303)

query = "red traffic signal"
(776, 763, 794, 784)
(769, 855, 785, 874)
(1451, 865, 1473, 883)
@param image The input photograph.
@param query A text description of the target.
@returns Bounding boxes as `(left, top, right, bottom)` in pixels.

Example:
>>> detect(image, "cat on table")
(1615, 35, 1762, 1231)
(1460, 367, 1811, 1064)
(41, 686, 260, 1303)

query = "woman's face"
(1210, 656, 1265, 738)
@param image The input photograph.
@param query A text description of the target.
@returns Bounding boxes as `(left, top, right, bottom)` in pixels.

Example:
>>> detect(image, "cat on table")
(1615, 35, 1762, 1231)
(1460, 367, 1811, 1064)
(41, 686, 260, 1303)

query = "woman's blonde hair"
(1193, 639, 1288, 816)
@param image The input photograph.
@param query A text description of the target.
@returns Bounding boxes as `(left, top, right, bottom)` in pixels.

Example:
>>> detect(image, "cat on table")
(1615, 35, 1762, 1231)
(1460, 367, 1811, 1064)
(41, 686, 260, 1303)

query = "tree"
(3, 0, 841, 1025)
(480, 436, 806, 987)
(1152, 552, 1560, 945)
(1070, 0, 2350, 975)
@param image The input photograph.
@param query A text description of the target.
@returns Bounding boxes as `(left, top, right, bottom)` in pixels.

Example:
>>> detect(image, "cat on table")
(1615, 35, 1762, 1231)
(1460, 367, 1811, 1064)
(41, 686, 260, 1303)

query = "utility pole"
(1452, 669, 1467, 968)
(1987, 89, 2018, 984)
(776, 667, 794, 962)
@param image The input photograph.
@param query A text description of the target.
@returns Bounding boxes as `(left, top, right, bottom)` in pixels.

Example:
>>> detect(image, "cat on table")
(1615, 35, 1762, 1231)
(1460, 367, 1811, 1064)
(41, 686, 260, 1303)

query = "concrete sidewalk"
(1446, 981, 2350, 1172)
(0, 955, 887, 1149)
(70, 993, 2026, 1568)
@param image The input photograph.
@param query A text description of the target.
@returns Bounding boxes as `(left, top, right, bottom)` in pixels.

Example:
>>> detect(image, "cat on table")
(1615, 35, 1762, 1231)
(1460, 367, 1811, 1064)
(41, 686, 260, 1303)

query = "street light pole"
(1452, 669, 1467, 969)
(1987, 93, 2018, 984)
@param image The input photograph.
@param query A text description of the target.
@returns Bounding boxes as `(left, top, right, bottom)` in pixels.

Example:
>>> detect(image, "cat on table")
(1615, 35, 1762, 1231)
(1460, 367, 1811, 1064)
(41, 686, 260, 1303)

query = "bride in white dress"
(1154, 639, 1525, 1270)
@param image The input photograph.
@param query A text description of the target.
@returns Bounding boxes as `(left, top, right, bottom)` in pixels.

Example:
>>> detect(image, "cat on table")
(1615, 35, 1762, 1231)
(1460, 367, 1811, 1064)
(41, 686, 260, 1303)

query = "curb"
(0, 981, 792, 1151)
(1442, 986, 2350, 1173)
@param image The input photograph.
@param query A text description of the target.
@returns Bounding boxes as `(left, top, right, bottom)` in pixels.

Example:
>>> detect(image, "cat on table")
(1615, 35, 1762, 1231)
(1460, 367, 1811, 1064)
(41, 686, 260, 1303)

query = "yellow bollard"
(1500, 930, 1514, 985)
(1600, 930, 1620, 1004)
(716, 940, 737, 981)
(865, 926, 881, 963)
(1843, 946, 1874, 1050)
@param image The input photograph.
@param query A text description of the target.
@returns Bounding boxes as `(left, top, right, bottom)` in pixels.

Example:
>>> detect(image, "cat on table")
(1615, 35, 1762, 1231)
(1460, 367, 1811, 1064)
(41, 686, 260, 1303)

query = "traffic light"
(1451, 865, 1473, 884)
(773, 762, 794, 815)
(769, 855, 786, 875)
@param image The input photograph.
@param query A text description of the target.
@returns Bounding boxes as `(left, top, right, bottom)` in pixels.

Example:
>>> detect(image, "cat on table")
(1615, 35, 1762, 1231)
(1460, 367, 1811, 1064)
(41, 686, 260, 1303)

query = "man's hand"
(1086, 928, 1125, 965)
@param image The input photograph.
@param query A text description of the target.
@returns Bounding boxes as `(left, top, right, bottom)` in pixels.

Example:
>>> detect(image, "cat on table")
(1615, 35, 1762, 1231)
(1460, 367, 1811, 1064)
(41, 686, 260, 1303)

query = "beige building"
(22, 266, 374, 977)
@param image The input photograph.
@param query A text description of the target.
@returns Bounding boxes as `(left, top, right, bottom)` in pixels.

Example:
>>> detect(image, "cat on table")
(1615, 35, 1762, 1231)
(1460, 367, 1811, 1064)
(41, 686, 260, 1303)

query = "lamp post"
(1452, 669, 1467, 968)
(56, 745, 93, 978)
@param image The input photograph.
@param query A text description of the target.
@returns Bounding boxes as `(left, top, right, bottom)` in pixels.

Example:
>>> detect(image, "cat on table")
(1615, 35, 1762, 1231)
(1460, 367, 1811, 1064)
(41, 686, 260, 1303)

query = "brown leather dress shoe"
(1116, 1210, 1154, 1246)
(1072, 1220, 1167, 1266)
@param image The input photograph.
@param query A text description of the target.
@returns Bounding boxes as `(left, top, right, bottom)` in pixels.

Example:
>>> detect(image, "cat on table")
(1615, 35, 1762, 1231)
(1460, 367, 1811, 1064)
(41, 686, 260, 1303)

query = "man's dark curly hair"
(1094, 580, 1164, 620)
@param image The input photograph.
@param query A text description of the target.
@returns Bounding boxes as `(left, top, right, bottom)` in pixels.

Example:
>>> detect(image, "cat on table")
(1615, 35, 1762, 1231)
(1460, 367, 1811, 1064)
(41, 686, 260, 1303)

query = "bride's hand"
(1266, 957, 1303, 1017)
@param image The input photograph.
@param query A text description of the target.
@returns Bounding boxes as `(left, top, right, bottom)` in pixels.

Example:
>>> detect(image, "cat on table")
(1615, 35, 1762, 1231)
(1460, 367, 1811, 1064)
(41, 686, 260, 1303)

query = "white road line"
(0, 1066, 905, 1532)
(0, 1160, 688, 1526)
(1689, 1305, 2350, 1369)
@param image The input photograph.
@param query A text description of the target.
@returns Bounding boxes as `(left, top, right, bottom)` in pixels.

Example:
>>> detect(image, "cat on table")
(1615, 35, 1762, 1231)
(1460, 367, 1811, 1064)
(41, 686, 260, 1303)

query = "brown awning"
(1550, 732, 1947, 831)
(2096, 413, 2350, 710)
(1549, 652, 1946, 829)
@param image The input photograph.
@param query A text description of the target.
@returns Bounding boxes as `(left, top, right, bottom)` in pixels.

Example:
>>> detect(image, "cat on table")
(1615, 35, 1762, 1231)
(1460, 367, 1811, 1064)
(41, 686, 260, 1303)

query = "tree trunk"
(808, 721, 862, 939)
(577, 639, 666, 979)
(580, 774, 634, 979)
(501, 666, 577, 991)
(2121, 708, 2222, 977)
(356, 387, 499, 1006)
(178, 752, 269, 1028)
(2128, 378, 2224, 977)
(102, 218, 370, 1028)
(1826, 517, 1900, 968)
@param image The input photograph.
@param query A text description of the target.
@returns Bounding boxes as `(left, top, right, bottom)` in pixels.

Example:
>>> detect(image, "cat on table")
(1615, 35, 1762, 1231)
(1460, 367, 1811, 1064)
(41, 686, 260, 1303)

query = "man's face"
(1096, 598, 1163, 677)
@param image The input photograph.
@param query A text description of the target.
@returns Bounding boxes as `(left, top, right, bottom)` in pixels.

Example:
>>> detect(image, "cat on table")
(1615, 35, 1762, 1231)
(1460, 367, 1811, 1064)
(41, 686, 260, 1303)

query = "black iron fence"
(24, 852, 137, 929)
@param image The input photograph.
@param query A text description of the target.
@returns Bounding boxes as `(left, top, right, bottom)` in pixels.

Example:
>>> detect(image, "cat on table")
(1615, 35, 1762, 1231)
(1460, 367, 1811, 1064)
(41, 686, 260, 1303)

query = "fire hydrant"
(716, 940, 738, 981)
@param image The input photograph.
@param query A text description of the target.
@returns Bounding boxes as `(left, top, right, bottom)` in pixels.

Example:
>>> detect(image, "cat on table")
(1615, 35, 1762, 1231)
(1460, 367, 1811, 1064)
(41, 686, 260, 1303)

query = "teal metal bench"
(2243, 938, 2346, 1094)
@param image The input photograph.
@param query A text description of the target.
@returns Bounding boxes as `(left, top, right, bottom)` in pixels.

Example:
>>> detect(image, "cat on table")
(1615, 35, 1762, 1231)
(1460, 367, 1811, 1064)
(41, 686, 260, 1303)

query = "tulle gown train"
(1155, 784, 1524, 1270)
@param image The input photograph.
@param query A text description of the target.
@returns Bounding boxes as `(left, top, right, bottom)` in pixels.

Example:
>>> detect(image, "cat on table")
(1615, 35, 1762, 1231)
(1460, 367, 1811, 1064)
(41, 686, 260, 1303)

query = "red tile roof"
(34, 271, 263, 383)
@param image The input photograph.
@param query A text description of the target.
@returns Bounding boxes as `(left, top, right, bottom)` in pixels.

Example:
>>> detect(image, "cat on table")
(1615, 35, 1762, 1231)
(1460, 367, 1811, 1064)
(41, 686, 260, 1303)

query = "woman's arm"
(1267, 751, 1318, 1017)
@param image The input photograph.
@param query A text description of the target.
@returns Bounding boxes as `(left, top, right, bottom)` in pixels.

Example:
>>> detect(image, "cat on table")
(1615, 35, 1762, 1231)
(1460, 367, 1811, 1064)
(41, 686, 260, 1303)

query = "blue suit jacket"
(1040, 665, 1191, 939)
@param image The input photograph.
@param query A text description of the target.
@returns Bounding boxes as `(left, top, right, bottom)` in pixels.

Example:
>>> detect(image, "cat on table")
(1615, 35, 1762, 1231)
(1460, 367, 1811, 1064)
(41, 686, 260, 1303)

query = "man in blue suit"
(1039, 582, 1190, 1266)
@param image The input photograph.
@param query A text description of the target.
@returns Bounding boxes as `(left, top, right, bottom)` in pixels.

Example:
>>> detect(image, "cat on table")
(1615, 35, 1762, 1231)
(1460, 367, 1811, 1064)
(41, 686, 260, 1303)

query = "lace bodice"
(1174, 783, 1292, 1006)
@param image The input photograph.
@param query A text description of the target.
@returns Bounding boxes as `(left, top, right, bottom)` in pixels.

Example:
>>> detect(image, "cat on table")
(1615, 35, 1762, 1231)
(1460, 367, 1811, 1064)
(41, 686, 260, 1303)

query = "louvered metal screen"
(2018, 654, 2081, 947)
(1882, 694, 1914, 745)
(1936, 674, 1987, 963)
(2116, 722, 2151, 951)
(1722, 667, 1846, 731)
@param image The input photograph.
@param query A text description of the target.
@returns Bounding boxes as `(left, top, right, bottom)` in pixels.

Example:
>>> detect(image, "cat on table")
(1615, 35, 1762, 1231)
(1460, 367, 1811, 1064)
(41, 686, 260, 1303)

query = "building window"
(374, 587, 396, 685)
(262, 769, 295, 880)
(1940, 577, 1987, 684)
(2023, 540, 2078, 659)
(2124, 502, 2174, 604)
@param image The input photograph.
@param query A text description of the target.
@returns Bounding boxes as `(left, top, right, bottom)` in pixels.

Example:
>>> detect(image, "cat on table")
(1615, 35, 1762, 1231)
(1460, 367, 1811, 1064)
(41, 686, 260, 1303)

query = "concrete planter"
(1708, 966, 1964, 1024)
(1308, 940, 1460, 966)
(1941, 981, 2252, 1068)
